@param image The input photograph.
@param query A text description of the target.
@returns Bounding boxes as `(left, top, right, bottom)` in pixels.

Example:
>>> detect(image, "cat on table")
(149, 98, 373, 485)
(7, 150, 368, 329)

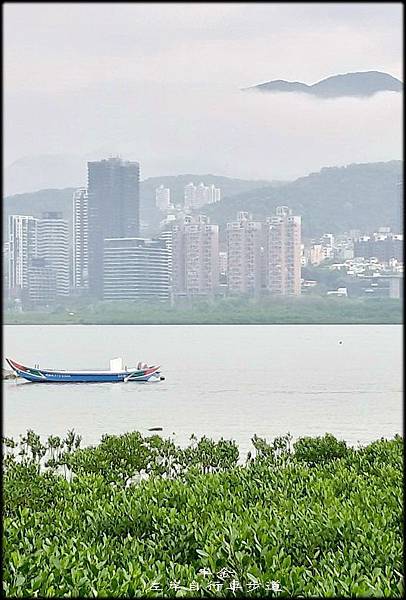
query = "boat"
(5, 357, 164, 383)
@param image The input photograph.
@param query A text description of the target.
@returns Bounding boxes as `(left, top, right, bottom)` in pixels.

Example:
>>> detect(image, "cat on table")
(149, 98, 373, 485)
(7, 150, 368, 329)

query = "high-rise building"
(172, 215, 219, 297)
(8, 212, 70, 302)
(8, 215, 38, 295)
(265, 206, 301, 295)
(37, 212, 70, 297)
(227, 212, 263, 296)
(87, 157, 140, 296)
(155, 185, 171, 210)
(194, 182, 209, 209)
(72, 188, 89, 290)
(208, 184, 221, 204)
(103, 237, 170, 301)
(184, 182, 196, 210)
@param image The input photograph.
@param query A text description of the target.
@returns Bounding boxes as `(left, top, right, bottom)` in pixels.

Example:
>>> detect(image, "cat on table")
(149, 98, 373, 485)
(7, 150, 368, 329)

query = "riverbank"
(4, 296, 403, 325)
(3, 431, 403, 597)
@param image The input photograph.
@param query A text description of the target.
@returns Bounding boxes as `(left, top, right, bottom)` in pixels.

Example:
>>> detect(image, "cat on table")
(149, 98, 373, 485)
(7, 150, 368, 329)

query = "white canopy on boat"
(109, 357, 124, 371)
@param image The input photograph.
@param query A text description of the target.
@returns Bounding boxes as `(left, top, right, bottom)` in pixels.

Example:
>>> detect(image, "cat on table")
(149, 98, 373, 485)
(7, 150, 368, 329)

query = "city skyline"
(5, 171, 403, 309)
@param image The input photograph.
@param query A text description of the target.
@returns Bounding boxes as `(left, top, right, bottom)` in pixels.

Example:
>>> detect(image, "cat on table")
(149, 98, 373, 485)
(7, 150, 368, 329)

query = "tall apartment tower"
(37, 212, 70, 297)
(8, 215, 38, 294)
(155, 185, 171, 210)
(172, 215, 219, 297)
(265, 206, 301, 295)
(227, 212, 263, 296)
(87, 157, 140, 296)
(72, 188, 89, 290)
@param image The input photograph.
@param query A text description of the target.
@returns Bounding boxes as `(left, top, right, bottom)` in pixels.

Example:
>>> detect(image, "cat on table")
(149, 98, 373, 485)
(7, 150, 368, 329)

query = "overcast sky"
(3, 2, 403, 181)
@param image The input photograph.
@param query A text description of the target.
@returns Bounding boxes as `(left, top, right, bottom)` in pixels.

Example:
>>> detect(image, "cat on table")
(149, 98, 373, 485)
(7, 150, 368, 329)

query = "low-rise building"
(27, 257, 58, 306)
(103, 237, 170, 301)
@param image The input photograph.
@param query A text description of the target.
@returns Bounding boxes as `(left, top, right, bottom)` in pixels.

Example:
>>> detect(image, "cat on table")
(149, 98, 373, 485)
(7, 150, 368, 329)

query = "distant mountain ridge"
(244, 71, 403, 98)
(4, 154, 87, 197)
(3, 175, 276, 236)
(202, 160, 402, 237)
(3, 162, 402, 239)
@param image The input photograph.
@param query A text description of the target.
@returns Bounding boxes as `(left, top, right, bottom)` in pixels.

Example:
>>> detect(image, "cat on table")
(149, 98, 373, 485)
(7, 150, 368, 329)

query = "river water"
(3, 325, 402, 458)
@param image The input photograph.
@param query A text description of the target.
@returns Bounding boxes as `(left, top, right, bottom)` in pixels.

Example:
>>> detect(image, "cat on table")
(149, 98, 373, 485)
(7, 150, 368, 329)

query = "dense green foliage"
(204, 161, 402, 237)
(3, 430, 403, 597)
(4, 296, 403, 325)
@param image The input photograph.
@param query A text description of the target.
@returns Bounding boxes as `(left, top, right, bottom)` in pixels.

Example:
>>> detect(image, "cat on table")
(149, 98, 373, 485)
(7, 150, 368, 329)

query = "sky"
(3, 2, 403, 184)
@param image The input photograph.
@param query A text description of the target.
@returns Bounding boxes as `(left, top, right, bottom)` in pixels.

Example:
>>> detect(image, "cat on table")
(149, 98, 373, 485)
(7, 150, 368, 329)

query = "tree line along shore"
(4, 296, 403, 325)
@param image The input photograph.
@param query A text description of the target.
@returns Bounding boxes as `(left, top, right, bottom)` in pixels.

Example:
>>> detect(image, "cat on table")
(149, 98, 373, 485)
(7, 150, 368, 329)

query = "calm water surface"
(3, 325, 402, 457)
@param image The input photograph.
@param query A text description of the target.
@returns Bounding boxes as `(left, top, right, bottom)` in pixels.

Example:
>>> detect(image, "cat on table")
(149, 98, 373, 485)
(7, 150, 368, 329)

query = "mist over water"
(4, 83, 402, 192)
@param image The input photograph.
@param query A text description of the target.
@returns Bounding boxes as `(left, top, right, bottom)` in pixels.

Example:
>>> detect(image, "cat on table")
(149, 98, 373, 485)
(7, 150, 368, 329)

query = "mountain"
(244, 71, 403, 98)
(139, 174, 278, 231)
(3, 188, 77, 238)
(3, 162, 402, 239)
(4, 154, 87, 196)
(3, 176, 276, 235)
(201, 161, 402, 237)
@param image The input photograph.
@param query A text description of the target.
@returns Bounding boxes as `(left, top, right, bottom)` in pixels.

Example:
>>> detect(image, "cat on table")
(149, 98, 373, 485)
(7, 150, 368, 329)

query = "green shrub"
(293, 433, 349, 465)
(2, 431, 403, 597)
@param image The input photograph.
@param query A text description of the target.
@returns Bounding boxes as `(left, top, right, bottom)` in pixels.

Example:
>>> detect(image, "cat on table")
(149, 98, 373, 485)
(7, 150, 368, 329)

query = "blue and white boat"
(6, 357, 164, 383)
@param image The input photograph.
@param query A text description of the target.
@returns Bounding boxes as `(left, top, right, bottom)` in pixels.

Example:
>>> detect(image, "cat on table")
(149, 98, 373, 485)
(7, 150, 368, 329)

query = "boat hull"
(6, 359, 162, 383)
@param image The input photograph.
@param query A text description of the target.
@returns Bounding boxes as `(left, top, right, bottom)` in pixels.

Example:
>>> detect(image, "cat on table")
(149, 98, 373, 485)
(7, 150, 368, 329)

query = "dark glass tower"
(87, 157, 140, 296)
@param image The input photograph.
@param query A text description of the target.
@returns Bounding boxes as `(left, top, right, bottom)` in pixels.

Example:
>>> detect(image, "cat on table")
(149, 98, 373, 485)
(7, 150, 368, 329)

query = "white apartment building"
(208, 184, 221, 204)
(184, 183, 196, 210)
(8, 212, 70, 302)
(8, 215, 38, 292)
(37, 212, 70, 296)
(184, 182, 221, 210)
(155, 185, 171, 210)
(73, 188, 89, 290)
